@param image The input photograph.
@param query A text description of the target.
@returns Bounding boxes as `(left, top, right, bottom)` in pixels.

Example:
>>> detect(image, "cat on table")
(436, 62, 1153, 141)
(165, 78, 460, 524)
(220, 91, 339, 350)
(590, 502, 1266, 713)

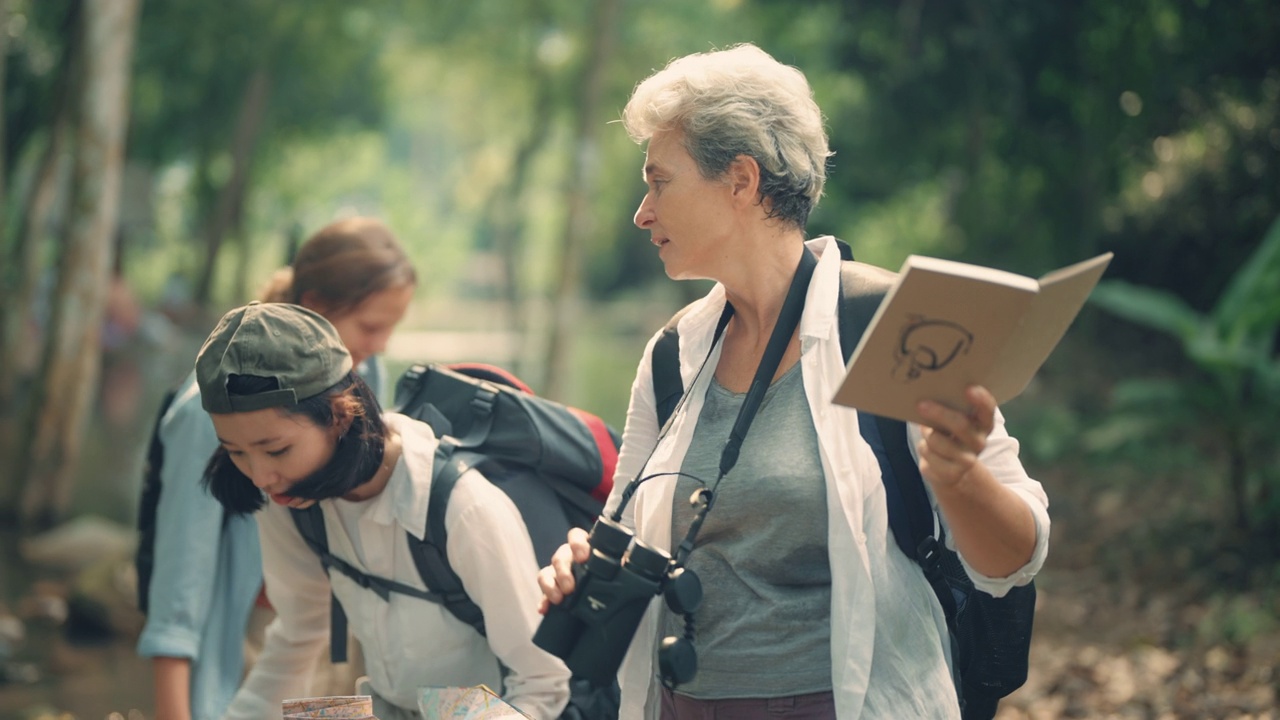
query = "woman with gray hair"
(539, 44, 1049, 719)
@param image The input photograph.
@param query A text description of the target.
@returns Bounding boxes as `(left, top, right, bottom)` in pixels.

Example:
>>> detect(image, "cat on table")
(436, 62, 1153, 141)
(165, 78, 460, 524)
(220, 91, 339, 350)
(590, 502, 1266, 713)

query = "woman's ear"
(727, 154, 761, 207)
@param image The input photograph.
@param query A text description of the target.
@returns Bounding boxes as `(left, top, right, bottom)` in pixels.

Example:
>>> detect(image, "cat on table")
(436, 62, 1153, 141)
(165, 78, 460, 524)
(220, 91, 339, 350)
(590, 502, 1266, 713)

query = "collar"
(673, 235, 842, 364)
(798, 235, 841, 346)
(360, 412, 437, 541)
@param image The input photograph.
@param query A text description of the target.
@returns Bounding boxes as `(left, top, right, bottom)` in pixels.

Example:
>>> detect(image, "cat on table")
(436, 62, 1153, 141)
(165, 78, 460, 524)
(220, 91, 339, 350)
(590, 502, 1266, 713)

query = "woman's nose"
(245, 460, 276, 489)
(634, 194, 654, 228)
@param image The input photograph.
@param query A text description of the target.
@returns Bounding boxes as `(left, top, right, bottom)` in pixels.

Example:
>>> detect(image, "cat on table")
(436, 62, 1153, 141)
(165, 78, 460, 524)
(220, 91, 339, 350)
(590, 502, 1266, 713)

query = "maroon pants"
(660, 687, 837, 719)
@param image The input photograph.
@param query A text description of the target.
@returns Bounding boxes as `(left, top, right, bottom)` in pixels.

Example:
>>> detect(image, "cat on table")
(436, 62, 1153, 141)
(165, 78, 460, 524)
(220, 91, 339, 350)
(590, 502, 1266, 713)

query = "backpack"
(649, 241, 1037, 720)
(134, 387, 221, 613)
(288, 362, 621, 720)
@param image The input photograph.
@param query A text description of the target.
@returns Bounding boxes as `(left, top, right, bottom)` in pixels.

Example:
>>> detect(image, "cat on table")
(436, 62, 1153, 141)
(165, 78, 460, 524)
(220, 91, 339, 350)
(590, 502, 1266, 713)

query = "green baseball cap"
(196, 301, 354, 414)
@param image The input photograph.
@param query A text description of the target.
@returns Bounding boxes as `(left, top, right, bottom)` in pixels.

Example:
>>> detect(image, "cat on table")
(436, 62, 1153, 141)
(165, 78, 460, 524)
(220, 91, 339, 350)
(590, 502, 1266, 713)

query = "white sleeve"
(222, 502, 331, 720)
(910, 409, 1051, 596)
(602, 332, 664, 528)
(445, 470, 572, 720)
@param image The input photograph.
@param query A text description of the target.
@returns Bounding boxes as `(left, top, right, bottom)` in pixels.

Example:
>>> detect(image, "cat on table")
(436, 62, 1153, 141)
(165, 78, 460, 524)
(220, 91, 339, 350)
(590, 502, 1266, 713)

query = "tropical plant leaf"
(1090, 280, 1203, 342)
(1109, 377, 1188, 408)
(1081, 413, 1182, 453)
(1214, 215, 1280, 333)
(1185, 331, 1266, 374)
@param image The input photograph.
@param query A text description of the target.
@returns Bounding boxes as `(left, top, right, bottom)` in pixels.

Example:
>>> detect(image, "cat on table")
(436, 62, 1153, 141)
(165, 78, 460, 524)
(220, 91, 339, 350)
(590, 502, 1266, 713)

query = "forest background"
(0, 0, 1277, 718)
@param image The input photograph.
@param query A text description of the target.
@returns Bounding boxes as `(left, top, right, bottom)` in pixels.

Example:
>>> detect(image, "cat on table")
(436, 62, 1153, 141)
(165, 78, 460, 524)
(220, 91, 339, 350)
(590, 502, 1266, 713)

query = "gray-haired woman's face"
(633, 130, 738, 281)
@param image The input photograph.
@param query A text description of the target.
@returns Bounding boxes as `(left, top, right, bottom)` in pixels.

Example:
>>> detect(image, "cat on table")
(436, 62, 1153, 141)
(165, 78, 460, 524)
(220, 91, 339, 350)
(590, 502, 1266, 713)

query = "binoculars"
(533, 517, 702, 686)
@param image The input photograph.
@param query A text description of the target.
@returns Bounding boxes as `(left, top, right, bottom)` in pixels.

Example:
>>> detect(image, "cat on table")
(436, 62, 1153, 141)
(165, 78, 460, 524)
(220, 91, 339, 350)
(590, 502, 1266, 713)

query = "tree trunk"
(1226, 435, 1251, 542)
(0, 0, 10, 236)
(541, 0, 622, 399)
(192, 68, 270, 307)
(478, 64, 556, 377)
(0, 1, 80, 514)
(18, 0, 140, 528)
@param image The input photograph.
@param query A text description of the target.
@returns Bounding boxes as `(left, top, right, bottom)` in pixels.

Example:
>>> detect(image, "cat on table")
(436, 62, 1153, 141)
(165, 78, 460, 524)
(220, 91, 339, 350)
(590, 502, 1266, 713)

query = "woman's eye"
(267, 447, 290, 458)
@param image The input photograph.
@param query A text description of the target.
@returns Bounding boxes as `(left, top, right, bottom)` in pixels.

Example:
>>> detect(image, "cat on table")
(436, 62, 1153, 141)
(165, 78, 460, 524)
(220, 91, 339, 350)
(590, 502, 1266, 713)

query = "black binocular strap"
(672, 248, 817, 563)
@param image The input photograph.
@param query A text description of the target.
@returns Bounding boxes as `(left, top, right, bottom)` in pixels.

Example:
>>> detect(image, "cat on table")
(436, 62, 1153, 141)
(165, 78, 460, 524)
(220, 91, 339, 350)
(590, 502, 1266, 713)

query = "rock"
(19, 516, 137, 572)
(0, 609, 24, 646)
(1203, 645, 1232, 674)
(0, 659, 40, 685)
(16, 581, 69, 625)
(66, 551, 144, 643)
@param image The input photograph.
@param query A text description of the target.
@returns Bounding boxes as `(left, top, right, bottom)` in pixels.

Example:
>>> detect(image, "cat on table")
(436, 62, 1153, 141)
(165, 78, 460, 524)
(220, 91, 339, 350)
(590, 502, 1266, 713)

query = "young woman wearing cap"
(137, 217, 416, 720)
(195, 302, 571, 720)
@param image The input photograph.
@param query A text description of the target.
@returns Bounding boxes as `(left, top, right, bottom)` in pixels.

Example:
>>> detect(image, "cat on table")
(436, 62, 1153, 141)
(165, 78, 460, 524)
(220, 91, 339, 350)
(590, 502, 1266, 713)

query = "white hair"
(623, 43, 831, 228)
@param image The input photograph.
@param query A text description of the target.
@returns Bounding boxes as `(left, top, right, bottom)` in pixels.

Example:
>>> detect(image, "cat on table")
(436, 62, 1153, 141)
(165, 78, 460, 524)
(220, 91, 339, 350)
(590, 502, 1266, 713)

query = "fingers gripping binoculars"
(533, 517, 703, 688)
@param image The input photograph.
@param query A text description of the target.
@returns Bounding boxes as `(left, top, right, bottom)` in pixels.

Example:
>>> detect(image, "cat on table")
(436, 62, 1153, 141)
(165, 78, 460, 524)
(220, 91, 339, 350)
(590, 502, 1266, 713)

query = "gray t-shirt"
(665, 361, 832, 698)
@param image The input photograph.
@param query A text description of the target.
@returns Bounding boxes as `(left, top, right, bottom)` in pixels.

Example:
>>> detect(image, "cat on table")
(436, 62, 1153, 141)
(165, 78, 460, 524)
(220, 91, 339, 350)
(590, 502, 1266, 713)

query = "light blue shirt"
(136, 358, 386, 720)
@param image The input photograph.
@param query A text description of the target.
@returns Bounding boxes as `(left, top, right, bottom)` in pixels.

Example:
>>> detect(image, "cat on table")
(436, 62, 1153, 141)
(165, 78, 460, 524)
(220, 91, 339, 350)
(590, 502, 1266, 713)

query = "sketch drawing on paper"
(893, 316, 973, 382)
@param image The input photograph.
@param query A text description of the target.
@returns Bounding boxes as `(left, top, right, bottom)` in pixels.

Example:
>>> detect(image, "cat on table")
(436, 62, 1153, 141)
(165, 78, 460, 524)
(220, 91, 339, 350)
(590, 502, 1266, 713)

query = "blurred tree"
(127, 0, 390, 306)
(0, 0, 383, 519)
(542, 0, 622, 399)
(0, 0, 80, 516)
(369, 0, 759, 391)
(748, 0, 1279, 304)
(0, 0, 9, 240)
(411, 0, 571, 378)
(12, 0, 140, 527)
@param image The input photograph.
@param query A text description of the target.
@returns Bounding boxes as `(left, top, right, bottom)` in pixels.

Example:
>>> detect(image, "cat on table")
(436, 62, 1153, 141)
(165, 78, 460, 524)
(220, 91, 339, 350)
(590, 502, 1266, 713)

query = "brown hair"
(258, 217, 417, 314)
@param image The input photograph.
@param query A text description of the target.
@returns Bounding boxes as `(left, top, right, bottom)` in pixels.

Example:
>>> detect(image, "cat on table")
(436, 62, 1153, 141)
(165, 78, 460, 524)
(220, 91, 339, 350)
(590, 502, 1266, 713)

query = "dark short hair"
(202, 371, 388, 515)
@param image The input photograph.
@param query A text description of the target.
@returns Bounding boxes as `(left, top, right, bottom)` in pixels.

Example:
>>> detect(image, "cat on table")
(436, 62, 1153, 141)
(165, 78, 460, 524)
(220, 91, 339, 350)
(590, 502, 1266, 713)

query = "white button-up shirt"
(222, 413, 571, 719)
(606, 236, 1050, 719)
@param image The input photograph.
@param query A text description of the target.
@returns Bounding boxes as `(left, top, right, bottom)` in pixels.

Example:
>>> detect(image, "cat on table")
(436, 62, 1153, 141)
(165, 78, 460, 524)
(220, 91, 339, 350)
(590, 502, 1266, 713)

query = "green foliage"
(1, 0, 74, 179)
(1089, 216, 1280, 543)
(749, 0, 1280, 303)
(1008, 401, 1082, 465)
(1196, 593, 1280, 648)
(129, 0, 389, 164)
(1094, 217, 1280, 387)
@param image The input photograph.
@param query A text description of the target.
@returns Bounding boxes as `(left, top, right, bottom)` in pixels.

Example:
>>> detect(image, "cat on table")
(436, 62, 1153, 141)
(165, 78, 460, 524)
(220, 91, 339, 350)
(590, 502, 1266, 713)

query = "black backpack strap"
(834, 236, 855, 262)
(409, 441, 488, 636)
(135, 387, 183, 614)
(651, 303, 694, 429)
(838, 259, 960, 621)
(651, 303, 734, 428)
(290, 502, 452, 663)
(288, 505, 351, 664)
